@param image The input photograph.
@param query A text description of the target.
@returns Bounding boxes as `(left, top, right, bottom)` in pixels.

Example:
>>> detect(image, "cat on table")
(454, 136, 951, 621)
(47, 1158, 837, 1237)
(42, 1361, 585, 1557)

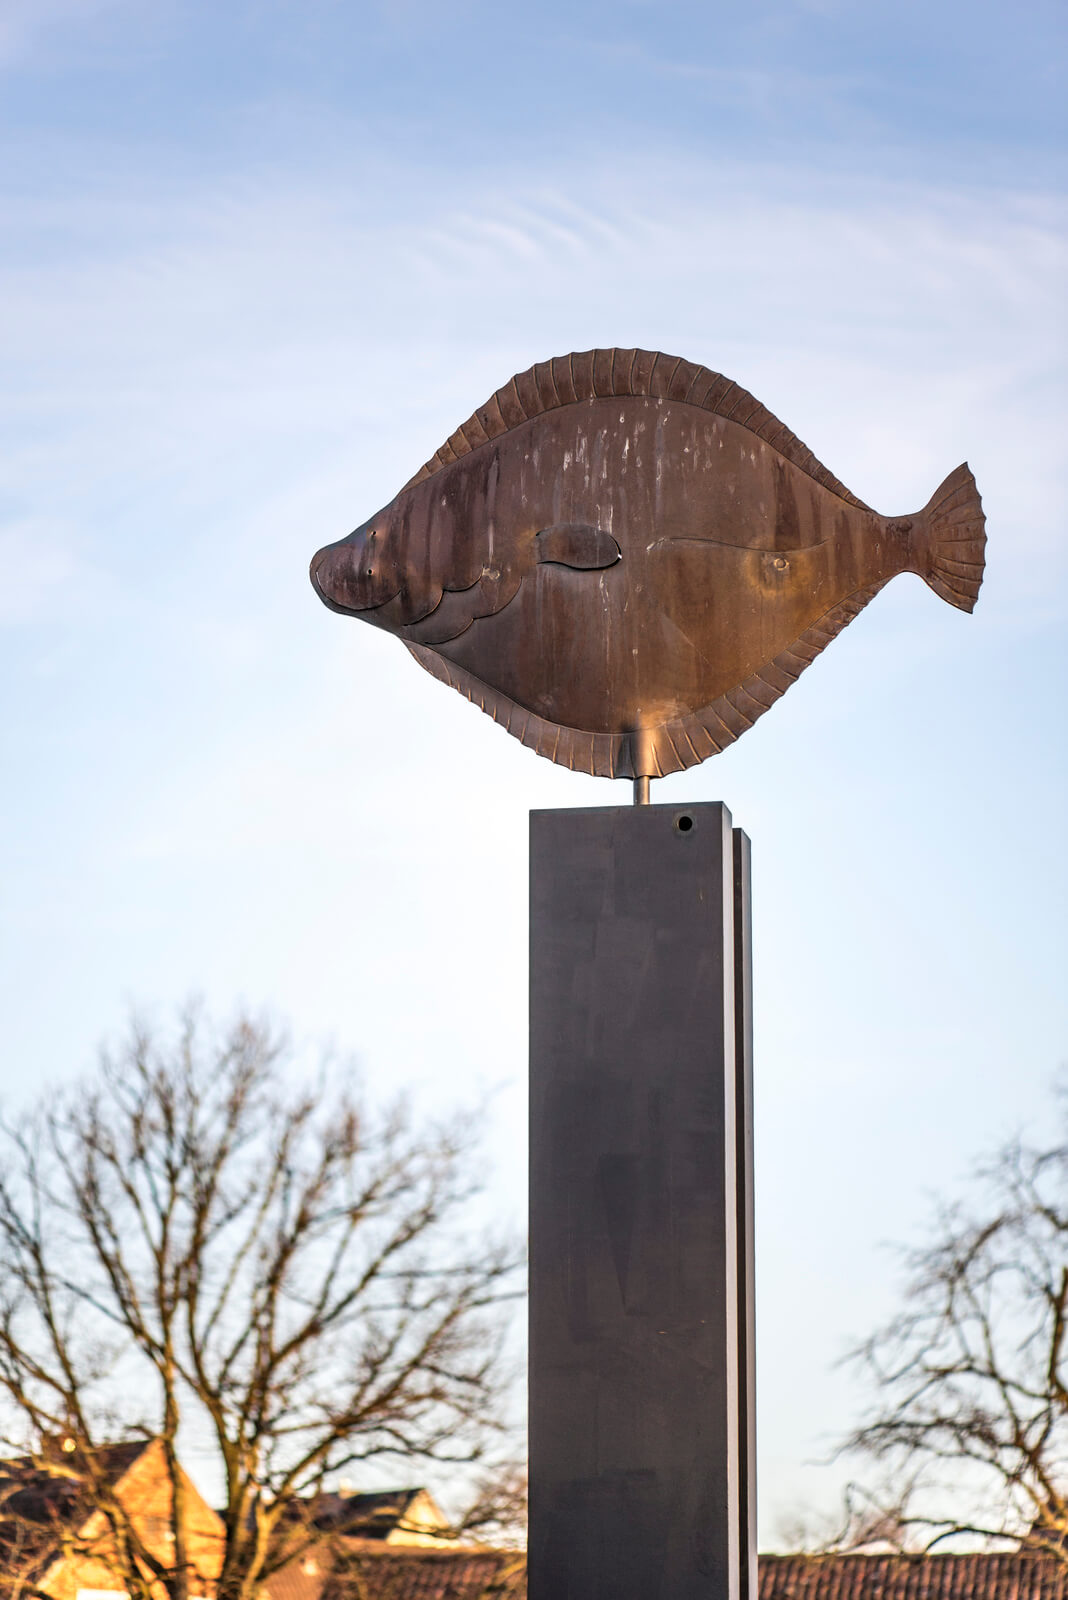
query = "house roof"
(0, 1439, 156, 1582)
(759, 1553, 1068, 1598)
(3, 1448, 1063, 1600)
(0, 1440, 152, 1534)
(264, 1546, 525, 1600)
(299, 1489, 433, 1540)
(265, 1551, 1068, 1600)
(338, 1548, 525, 1599)
(0, 1441, 151, 1520)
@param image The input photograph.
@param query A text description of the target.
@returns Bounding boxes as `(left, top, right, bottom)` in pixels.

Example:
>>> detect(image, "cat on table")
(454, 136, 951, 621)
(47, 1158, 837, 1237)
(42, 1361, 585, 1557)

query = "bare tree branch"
(831, 1082, 1068, 1564)
(0, 1006, 523, 1600)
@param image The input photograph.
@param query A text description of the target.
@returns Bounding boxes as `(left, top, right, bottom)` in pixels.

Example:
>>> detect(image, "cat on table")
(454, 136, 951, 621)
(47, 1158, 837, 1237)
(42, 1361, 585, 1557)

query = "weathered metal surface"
(311, 349, 986, 779)
(734, 828, 757, 1600)
(528, 802, 754, 1599)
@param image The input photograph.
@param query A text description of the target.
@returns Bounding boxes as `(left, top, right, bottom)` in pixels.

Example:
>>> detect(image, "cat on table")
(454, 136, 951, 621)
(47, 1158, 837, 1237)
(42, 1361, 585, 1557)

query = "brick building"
(3, 1444, 1064, 1600)
(0, 1442, 466, 1600)
(0, 1440, 223, 1600)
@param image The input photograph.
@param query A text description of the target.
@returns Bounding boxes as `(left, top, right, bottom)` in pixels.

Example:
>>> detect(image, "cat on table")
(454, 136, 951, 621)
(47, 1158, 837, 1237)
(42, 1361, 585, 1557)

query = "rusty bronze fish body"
(311, 350, 986, 778)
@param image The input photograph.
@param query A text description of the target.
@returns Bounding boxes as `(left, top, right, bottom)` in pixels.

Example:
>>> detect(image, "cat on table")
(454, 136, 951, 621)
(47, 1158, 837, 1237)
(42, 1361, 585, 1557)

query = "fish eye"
(773, 556, 788, 570)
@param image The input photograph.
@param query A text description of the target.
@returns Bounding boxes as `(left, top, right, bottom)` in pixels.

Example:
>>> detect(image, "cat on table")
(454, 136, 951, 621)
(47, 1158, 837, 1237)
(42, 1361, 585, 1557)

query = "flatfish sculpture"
(310, 349, 986, 779)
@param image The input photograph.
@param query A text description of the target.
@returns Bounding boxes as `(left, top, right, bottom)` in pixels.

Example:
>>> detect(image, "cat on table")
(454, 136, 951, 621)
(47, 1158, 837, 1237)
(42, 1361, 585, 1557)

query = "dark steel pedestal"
(529, 802, 755, 1600)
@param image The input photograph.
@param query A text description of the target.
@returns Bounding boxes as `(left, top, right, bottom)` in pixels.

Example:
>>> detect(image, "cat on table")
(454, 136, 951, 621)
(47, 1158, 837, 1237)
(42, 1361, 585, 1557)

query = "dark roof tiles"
(265, 1551, 1068, 1600)
(304, 1489, 424, 1538)
(347, 1550, 524, 1597)
(0, 1440, 153, 1530)
(760, 1554, 1068, 1599)
(265, 1548, 524, 1600)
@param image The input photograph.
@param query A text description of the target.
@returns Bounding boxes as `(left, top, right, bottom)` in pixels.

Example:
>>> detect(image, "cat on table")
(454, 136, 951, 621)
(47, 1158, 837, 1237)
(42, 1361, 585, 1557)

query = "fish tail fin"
(921, 462, 986, 613)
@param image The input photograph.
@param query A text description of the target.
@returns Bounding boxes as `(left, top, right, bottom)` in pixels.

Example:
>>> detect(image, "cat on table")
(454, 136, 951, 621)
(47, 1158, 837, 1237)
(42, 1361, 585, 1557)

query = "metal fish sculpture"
(310, 349, 986, 779)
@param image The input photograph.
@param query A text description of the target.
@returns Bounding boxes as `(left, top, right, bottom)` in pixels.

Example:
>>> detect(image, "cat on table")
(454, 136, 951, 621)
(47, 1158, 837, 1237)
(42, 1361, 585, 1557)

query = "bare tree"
(0, 1007, 521, 1600)
(836, 1085, 1068, 1562)
(452, 1461, 527, 1549)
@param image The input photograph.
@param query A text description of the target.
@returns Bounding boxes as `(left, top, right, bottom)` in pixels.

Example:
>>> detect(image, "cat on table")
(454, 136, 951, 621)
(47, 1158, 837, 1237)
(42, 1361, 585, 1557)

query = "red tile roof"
(264, 1551, 1068, 1600)
(759, 1553, 1068, 1599)
(260, 1557, 323, 1600)
(346, 1549, 525, 1597)
(265, 1547, 526, 1600)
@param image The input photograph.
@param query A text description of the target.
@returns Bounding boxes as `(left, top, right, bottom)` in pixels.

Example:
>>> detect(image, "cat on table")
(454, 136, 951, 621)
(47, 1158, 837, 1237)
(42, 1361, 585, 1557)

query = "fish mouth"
(309, 544, 332, 593)
(309, 536, 393, 616)
(309, 543, 359, 615)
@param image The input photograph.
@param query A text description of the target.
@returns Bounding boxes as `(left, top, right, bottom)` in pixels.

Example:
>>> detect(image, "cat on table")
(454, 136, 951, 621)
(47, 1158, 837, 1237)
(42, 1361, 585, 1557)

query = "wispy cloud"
(0, 0, 141, 67)
(2, 148, 1061, 625)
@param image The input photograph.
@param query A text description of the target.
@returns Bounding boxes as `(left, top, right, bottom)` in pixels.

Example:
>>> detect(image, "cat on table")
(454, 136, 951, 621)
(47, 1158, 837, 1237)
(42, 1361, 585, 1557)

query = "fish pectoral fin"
(535, 524, 621, 570)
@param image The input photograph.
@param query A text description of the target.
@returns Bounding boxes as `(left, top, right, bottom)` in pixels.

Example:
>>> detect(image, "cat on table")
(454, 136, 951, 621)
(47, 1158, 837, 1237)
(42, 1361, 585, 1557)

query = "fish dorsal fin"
(404, 348, 867, 510)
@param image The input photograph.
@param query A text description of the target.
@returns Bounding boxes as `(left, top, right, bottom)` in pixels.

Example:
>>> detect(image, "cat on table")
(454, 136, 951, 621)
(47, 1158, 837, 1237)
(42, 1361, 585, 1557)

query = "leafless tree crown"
(0, 1007, 521, 1600)
(837, 1087, 1068, 1561)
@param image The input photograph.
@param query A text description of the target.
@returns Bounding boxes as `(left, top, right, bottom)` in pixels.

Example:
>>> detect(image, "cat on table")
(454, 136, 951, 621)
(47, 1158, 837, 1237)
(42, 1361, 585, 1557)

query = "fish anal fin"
(405, 580, 889, 778)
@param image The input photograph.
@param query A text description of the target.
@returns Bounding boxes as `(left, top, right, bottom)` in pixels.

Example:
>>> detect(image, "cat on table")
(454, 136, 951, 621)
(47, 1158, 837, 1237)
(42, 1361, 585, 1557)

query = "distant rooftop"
(759, 1552, 1068, 1598)
(0, 1438, 156, 1579)
(267, 1550, 1068, 1600)
(265, 1546, 525, 1600)
(279, 1485, 455, 1547)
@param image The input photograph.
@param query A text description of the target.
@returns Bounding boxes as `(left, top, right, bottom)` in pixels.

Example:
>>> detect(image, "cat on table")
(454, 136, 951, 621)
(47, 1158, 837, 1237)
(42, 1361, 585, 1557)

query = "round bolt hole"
(675, 814, 694, 833)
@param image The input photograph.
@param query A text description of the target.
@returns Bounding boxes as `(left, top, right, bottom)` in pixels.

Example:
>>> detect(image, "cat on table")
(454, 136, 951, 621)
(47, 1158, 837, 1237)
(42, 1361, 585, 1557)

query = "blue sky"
(1, 0, 1066, 1545)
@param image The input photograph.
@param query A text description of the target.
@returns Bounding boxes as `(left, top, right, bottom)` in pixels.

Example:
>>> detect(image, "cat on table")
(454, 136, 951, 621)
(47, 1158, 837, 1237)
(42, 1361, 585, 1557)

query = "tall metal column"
(529, 801, 755, 1600)
(734, 828, 757, 1600)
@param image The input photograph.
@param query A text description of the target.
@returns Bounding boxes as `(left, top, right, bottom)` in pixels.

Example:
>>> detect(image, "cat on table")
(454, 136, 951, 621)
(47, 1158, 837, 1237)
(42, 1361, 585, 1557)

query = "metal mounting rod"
(633, 775, 651, 805)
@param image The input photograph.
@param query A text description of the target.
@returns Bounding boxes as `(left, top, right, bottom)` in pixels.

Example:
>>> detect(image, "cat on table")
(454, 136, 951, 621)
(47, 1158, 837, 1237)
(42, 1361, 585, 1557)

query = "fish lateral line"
(646, 534, 832, 555)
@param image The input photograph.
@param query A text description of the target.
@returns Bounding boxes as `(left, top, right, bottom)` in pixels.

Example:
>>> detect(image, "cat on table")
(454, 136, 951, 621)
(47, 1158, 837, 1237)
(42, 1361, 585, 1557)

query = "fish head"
(309, 505, 403, 616)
